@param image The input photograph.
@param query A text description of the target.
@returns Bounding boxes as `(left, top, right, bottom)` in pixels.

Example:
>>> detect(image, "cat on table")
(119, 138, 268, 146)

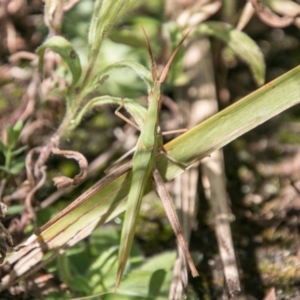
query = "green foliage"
(74, 96, 147, 130)
(88, 0, 139, 54)
(95, 61, 153, 92)
(0, 120, 26, 176)
(193, 21, 266, 86)
(35, 0, 147, 139)
(36, 36, 82, 90)
(35, 3, 266, 141)
(50, 227, 183, 299)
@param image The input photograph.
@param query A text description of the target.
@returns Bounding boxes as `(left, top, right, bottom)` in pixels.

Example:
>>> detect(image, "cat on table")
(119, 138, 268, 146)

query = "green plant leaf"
(45, 292, 70, 300)
(12, 120, 23, 145)
(58, 252, 92, 295)
(36, 36, 82, 88)
(107, 252, 176, 300)
(97, 61, 153, 92)
(0, 166, 9, 173)
(88, 0, 139, 53)
(6, 124, 15, 149)
(0, 139, 5, 153)
(11, 146, 27, 156)
(7, 205, 24, 215)
(74, 96, 147, 130)
(8, 161, 25, 175)
(193, 21, 265, 86)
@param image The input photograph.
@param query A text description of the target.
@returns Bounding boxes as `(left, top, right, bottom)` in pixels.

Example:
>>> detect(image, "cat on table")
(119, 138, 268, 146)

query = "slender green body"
(115, 29, 194, 288)
(116, 82, 161, 285)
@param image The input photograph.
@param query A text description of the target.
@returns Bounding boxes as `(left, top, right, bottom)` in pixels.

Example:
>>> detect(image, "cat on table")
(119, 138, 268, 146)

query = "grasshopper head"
(141, 27, 191, 84)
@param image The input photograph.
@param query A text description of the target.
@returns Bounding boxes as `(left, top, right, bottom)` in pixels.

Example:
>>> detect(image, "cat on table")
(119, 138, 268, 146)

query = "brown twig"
(9, 51, 38, 64)
(25, 166, 47, 227)
(26, 147, 43, 187)
(0, 179, 7, 202)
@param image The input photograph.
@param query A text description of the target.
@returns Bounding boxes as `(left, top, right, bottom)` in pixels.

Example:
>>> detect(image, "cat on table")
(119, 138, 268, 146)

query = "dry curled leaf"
(52, 176, 74, 189)
(177, 0, 221, 27)
(51, 147, 88, 188)
(250, 0, 295, 28)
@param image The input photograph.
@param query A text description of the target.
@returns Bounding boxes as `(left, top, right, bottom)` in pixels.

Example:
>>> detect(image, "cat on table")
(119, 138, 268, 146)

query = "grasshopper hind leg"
(158, 149, 188, 170)
(115, 100, 140, 131)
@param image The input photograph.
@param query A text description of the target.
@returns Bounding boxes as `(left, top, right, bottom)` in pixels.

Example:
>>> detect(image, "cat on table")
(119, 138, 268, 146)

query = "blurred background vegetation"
(1, 0, 300, 299)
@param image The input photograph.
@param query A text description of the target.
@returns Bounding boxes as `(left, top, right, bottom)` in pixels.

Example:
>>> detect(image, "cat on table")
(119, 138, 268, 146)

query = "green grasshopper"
(116, 28, 199, 289)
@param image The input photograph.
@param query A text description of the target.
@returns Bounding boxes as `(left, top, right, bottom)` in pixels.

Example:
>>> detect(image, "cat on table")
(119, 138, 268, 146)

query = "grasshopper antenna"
(159, 29, 191, 83)
(141, 26, 158, 82)
(142, 27, 191, 84)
